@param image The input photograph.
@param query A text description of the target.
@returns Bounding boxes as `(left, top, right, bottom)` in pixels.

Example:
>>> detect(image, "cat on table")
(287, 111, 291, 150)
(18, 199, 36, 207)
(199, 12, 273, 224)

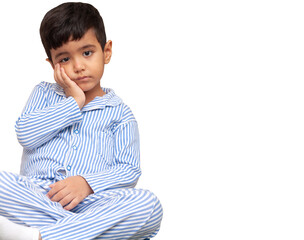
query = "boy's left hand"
(47, 176, 94, 211)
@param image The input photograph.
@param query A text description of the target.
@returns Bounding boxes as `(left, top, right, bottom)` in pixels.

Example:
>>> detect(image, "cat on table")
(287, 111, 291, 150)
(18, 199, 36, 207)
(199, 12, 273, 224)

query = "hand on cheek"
(54, 63, 86, 109)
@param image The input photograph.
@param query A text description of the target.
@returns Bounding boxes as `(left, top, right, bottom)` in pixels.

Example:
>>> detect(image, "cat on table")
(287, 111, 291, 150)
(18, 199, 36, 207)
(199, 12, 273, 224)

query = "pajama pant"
(0, 171, 163, 240)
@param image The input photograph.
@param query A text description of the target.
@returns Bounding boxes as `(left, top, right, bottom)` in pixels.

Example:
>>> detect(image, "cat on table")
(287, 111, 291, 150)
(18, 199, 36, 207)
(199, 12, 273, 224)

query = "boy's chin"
(77, 83, 103, 95)
(76, 82, 94, 90)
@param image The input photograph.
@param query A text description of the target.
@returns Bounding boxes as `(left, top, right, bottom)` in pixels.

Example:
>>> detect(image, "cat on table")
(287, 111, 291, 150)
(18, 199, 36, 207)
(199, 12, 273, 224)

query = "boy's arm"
(82, 120, 141, 193)
(16, 65, 84, 150)
(15, 83, 83, 150)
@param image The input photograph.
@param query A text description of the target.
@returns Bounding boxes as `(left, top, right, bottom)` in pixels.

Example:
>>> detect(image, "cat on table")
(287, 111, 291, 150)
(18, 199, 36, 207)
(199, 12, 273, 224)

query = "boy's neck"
(84, 86, 105, 106)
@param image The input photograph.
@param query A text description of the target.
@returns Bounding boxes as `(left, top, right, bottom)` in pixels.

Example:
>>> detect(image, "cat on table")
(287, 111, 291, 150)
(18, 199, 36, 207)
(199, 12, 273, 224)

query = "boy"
(0, 2, 162, 240)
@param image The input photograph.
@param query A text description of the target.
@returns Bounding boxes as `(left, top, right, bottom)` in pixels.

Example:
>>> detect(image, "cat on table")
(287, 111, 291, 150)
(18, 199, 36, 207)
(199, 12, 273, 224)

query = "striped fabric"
(0, 82, 162, 239)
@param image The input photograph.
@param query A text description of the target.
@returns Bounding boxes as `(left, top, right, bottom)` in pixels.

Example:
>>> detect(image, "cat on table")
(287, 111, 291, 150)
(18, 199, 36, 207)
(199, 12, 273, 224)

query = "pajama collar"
(51, 83, 123, 111)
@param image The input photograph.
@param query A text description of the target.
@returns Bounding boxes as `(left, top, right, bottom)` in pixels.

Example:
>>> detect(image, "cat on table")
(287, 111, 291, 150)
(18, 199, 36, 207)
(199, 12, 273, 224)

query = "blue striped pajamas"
(0, 82, 162, 239)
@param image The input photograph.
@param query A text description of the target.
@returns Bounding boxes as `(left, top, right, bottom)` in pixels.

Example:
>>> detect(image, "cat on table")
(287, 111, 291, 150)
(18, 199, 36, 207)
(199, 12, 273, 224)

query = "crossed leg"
(0, 171, 163, 240)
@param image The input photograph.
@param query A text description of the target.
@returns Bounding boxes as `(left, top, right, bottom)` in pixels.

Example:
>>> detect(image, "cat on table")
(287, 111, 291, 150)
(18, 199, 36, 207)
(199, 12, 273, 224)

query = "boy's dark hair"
(40, 2, 107, 62)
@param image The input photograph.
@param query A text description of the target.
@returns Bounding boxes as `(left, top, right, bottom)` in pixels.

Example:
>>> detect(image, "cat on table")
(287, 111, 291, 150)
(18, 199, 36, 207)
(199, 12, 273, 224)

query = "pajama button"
(74, 129, 79, 134)
(72, 145, 77, 150)
(67, 165, 71, 171)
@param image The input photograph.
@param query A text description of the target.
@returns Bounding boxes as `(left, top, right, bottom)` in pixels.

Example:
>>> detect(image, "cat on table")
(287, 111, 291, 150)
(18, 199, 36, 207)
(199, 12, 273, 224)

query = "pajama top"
(15, 81, 141, 193)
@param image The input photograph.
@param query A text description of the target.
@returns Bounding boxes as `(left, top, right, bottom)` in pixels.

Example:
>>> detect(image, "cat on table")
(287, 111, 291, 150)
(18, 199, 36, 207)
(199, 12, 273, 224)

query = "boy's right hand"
(54, 63, 86, 109)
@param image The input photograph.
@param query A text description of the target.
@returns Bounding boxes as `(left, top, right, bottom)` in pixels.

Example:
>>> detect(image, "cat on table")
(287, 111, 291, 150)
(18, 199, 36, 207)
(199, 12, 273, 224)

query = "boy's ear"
(46, 58, 55, 69)
(104, 40, 112, 64)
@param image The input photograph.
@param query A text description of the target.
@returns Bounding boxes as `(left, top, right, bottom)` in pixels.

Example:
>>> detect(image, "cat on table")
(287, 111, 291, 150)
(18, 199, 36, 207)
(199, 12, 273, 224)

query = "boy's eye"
(83, 51, 92, 57)
(60, 57, 69, 63)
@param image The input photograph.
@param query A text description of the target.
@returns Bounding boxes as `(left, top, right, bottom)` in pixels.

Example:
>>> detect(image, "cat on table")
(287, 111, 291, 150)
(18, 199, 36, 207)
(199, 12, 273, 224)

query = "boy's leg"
(39, 188, 163, 240)
(0, 171, 163, 240)
(0, 171, 73, 228)
(127, 192, 163, 240)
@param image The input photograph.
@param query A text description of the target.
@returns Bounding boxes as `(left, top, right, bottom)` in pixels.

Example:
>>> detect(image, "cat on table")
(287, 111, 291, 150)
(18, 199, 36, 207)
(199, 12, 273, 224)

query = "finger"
(50, 187, 70, 202)
(54, 64, 64, 85)
(60, 67, 73, 86)
(46, 182, 65, 199)
(46, 187, 56, 199)
(59, 193, 74, 208)
(64, 197, 80, 211)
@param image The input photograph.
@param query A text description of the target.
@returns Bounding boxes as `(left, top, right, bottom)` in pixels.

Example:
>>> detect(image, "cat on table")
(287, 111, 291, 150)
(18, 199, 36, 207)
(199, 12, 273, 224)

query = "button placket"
(66, 124, 81, 172)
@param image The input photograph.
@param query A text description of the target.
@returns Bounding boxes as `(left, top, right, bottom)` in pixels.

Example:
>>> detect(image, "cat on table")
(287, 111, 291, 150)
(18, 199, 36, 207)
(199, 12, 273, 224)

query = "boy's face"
(48, 28, 112, 98)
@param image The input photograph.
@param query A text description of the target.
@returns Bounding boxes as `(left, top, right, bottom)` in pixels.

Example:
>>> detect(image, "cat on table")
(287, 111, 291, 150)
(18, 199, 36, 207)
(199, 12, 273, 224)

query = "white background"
(0, 0, 303, 239)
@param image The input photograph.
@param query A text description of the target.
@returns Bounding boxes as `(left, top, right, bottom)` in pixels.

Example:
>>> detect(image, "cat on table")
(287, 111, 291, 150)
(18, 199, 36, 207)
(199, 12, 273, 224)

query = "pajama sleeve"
(82, 119, 142, 193)
(15, 83, 83, 150)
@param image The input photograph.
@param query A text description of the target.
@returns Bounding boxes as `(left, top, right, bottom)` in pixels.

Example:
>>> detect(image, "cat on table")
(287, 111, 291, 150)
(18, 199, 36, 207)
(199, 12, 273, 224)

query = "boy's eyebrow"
(79, 44, 97, 51)
(54, 44, 97, 60)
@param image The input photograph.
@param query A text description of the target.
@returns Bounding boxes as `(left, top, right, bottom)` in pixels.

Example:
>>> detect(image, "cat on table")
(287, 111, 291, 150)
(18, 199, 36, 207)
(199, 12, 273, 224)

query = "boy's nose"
(73, 59, 85, 73)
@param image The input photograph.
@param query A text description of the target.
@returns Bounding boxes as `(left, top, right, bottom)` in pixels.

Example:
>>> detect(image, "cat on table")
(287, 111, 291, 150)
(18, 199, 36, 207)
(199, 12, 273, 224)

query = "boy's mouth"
(75, 76, 90, 81)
